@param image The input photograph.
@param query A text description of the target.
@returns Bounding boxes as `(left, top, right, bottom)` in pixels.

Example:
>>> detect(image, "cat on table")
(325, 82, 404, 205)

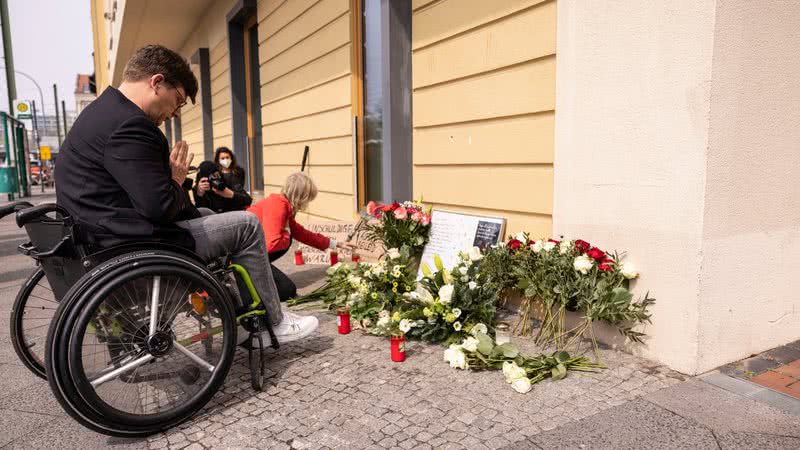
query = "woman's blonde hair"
(281, 172, 318, 214)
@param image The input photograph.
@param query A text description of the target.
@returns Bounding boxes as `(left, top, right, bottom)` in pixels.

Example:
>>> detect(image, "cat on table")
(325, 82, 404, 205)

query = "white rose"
(399, 319, 413, 333)
(559, 240, 573, 255)
(379, 310, 390, 319)
(438, 284, 455, 304)
(461, 276, 469, 282)
(450, 348, 468, 370)
(452, 308, 462, 318)
(511, 377, 532, 394)
(376, 316, 390, 327)
(543, 241, 556, 252)
(387, 248, 401, 260)
(416, 286, 434, 304)
(453, 321, 462, 331)
(515, 232, 528, 244)
(531, 240, 545, 253)
(573, 255, 594, 275)
(468, 281, 478, 290)
(471, 323, 488, 336)
(498, 242, 507, 249)
(621, 262, 639, 279)
(459, 266, 468, 276)
(467, 246, 483, 261)
(502, 361, 527, 383)
(461, 337, 479, 352)
(443, 344, 462, 363)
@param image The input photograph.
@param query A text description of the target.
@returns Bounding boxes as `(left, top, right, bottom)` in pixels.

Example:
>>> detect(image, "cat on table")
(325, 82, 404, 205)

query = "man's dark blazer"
(55, 86, 200, 250)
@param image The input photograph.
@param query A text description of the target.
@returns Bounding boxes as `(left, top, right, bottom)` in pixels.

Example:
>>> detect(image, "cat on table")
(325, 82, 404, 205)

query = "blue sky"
(0, 0, 94, 116)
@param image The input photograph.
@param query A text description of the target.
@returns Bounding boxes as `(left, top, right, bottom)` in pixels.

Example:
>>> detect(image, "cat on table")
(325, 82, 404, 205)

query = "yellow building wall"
(210, 39, 233, 151)
(181, 61, 205, 164)
(257, 0, 355, 222)
(411, 0, 556, 239)
(90, 0, 110, 92)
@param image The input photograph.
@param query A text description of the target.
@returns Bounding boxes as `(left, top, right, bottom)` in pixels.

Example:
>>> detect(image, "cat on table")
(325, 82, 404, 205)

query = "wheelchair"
(2, 201, 279, 437)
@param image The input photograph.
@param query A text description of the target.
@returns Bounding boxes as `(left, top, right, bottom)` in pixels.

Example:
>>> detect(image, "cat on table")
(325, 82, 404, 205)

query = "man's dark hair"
(123, 44, 198, 104)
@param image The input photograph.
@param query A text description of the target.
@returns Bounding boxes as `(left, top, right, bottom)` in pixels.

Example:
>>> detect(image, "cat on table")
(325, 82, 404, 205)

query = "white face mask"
(219, 158, 232, 169)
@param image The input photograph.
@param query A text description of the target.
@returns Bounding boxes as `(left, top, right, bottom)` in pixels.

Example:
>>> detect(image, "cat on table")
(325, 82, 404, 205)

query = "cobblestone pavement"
(139, 309, 685, 450)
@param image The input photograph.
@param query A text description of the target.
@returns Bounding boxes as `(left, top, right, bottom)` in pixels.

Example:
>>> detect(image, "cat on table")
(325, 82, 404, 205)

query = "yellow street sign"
(40, 146, 51, 161)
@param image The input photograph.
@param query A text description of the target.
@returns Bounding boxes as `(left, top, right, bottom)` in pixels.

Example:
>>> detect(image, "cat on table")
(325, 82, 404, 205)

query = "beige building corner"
(90, 0, 800, 375)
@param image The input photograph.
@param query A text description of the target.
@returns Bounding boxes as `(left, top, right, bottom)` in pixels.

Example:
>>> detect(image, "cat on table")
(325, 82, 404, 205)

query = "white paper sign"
(418, 210, 506, 277)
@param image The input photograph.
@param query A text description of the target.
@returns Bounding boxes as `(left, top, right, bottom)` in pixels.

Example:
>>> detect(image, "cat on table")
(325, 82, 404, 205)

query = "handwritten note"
(296, 221, 382, 265)
(418, 210, 506, 277)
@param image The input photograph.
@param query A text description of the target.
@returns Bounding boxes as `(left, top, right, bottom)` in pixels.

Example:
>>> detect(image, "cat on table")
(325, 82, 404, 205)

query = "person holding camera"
(215, 147, 246, 191)
(193, 159, 252, 213)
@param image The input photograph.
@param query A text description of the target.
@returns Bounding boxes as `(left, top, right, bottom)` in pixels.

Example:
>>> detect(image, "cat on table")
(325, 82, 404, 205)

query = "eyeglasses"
(163, 82, 187, 110)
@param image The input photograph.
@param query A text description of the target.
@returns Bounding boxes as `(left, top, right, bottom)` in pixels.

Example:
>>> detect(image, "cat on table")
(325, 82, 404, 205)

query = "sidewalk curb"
(700, 370, 800, 416)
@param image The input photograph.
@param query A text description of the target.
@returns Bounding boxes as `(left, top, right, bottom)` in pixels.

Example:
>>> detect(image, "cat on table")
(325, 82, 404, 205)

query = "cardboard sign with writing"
(296, 221, 383, 265)
(418, 210, 506, 277)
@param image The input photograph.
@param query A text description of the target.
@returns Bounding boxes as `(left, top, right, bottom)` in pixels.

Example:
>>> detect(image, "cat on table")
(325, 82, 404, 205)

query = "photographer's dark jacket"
(193, 169, 252, 213)
(55, 87, 200, 250)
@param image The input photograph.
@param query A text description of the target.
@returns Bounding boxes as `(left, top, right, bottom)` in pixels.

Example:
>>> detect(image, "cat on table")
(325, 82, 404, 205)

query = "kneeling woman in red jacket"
(247, 172, 353, 301)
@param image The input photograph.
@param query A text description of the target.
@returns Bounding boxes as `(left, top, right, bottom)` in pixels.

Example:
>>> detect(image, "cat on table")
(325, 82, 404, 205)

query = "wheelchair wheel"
(46, 251, 237, 437)
(249, 333, 265, 391)
(10, 267, 55, 379)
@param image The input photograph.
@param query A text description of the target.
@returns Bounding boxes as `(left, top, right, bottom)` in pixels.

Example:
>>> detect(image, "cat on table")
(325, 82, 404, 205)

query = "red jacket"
(247, 194, 331, 253)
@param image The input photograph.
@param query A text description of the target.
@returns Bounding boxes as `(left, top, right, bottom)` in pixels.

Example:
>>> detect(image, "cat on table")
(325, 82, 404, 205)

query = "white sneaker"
(271, 310, 319, 344)
(236, 311, 319, 346)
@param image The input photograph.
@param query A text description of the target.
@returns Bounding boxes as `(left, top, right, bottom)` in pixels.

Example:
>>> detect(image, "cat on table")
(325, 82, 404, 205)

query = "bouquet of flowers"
(347, 245, 419, 325)
(484, 233, 654, 358)
(402, 248, 497, 344)
(443, 332, 603, 394)
(361, 200, 432, 261)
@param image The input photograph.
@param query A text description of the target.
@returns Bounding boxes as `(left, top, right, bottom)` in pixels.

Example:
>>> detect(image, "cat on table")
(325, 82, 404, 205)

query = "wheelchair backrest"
(20, 210, 88, 301)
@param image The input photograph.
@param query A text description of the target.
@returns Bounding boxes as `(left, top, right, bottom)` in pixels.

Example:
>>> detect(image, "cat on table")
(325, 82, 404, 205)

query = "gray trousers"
(176, 210, 283, 325)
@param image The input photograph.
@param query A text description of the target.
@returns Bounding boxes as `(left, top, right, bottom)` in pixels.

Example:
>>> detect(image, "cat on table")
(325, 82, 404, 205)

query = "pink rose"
(367, 201, 377, 216)
(412, 211, 424, 222)
(421, 214, 431, 226)
(394, 207, 408, 220)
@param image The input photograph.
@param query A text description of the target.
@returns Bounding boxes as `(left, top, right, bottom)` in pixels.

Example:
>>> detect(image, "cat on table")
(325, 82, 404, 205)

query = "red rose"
(587, 247, 606, 261)
(507, 239, 522, 250)
(575, 239, 591, 254)
(598, 261, 614, 272)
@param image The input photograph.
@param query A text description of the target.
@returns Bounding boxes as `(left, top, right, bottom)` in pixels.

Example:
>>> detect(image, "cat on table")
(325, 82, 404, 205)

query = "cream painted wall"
(554, 1, 717, 374)
(257, 0, 355, 222)
(696, 0, 800, 371)
(411, 0, 556, 238)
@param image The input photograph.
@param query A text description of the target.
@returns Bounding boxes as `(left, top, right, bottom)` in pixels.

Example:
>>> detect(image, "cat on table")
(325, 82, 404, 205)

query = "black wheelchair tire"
(10, 267, 50, 379)
(45, 250, 236, 437)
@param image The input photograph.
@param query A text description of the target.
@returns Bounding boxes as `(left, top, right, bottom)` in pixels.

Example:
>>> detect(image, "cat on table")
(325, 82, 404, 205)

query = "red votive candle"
(337, 307, 351, 334)
(294, 249, 304, 265)
(390, 335, 406, 362)
(330, 250, 339, 265)
(351, 253, 361, 263)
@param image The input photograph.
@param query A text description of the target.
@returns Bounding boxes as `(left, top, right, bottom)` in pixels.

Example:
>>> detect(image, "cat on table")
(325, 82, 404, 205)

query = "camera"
(208, 173, 226, 191)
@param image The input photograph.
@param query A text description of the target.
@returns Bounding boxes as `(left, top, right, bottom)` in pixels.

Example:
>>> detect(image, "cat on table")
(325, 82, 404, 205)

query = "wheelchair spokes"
(76, 273, 229, 417)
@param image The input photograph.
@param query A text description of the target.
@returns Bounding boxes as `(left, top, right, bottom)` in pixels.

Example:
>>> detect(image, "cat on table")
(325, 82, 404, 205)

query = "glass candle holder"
(330, 250, 339, 266)
(294, 249, 304, 265)
(351, 252, 361, 263)
(337, 307, 351, 334)
(390, 334, 406, 362)
(495, 322, 511, 345)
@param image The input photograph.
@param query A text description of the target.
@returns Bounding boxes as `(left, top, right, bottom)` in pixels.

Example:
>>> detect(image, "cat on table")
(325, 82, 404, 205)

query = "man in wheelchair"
(55, 44, 318, 345)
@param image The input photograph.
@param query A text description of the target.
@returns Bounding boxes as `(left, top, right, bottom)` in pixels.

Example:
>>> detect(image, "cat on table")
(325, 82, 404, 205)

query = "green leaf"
(497, 343, 519, 358)
(476, 333, 494, 356)
(555, 351, 570, 363)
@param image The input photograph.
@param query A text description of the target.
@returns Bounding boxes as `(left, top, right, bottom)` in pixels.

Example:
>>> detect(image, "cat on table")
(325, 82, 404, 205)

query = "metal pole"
(53, 84, 62, 146)
(0, 0, 16, 116)
(33, 100, 42, 192)
(61, 100, 68, 136)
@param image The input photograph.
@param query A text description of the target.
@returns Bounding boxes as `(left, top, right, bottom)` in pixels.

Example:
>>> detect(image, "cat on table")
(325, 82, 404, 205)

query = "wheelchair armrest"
(16, 203, 71, 228)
